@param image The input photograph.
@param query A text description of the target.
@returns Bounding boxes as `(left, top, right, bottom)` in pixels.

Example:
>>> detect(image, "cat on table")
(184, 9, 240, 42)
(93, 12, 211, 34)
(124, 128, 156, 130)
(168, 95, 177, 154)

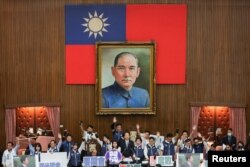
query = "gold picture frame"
(96, 42, 156, 115)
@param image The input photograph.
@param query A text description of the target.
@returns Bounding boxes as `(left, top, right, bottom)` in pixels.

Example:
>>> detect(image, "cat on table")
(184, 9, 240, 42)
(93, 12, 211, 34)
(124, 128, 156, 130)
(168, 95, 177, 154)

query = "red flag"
(65, 4, 186, 84)
(126, 4, 187, 84)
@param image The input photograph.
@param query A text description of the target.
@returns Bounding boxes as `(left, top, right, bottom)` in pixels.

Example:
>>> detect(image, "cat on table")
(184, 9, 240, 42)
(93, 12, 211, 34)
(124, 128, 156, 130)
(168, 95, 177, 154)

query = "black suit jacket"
(118, 139, 135, 157)
(222, 135, 237, 149)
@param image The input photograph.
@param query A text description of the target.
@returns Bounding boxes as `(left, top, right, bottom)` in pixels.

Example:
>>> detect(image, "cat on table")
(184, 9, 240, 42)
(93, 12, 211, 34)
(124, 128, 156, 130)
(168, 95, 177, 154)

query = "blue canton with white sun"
(82, 11, 110, 39)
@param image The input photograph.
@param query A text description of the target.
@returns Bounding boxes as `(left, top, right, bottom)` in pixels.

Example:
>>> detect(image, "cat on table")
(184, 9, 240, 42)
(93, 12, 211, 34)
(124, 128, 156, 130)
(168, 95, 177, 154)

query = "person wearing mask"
(2, 141, 20, 167)
(222, 128, 237, 150)
(236, 141, 245, 151)
(224, 144, 233, 151)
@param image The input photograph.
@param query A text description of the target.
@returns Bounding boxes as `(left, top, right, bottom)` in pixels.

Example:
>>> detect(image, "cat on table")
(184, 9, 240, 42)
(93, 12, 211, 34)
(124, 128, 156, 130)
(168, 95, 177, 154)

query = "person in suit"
(222, 128, 237, 150)
(102, 52, 150, 108)
(181, 154, 193, 167)
(18, 155, 29, 167)
(118, 131, 135, 158)
(61, 134, 74, 155)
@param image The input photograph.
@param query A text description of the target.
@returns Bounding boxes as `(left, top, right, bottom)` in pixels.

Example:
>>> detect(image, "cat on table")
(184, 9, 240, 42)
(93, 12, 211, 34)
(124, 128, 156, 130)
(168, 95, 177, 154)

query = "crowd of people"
(2, 117, 250, 167)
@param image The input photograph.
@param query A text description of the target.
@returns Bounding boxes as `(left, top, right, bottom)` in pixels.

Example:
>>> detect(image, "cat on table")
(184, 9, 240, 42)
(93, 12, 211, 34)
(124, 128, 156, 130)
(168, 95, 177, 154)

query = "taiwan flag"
(65, 4, 187, 84)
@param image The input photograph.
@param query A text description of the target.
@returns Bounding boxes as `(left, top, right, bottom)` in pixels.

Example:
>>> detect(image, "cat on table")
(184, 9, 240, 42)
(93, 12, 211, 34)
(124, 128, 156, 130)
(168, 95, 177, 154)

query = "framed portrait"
(96, 42, 156, 114)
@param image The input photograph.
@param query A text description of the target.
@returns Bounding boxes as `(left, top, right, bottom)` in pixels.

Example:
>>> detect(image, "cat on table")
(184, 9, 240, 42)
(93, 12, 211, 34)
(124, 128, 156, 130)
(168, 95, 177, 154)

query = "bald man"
(102, 52, 150, 108)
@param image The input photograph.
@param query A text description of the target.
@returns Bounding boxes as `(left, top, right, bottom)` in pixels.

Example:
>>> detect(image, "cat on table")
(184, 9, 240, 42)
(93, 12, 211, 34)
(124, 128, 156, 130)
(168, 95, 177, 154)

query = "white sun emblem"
(82, 11, 110, 39)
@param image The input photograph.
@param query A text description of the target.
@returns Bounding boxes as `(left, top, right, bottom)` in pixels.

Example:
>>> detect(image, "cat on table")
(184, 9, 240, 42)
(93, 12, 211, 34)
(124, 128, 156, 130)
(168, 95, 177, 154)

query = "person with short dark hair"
(192, 137, 204, 153)
(222, 128, 237, 150)
(181, 154, 193, 167)
(68, 143, 82, 167)
(179, 139, 194, 153)
(118, 131, 135, 158)
(160, 133, 175, 159)
(97, 135, 112, 156)
(144, 137, 158, 160)
(2, 141, 20, 167)
(61, 134, 73, 155)
(80, 123, 98, 142)
(102, 52, 150, 108)
(133, 137, 144, 162)
(111, 117, 123, 142)
(18, 155, 29, 167)
(136, 124, 151, 148)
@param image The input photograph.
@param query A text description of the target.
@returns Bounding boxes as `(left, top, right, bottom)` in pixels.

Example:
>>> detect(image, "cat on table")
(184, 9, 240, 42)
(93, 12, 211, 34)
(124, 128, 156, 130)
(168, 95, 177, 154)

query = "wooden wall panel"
(0, 0, 250, 151)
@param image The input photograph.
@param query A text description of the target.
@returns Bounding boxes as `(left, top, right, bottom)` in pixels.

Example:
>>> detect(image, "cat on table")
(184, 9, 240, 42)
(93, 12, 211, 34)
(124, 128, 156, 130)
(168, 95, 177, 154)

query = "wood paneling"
(1, 0, 250, 151)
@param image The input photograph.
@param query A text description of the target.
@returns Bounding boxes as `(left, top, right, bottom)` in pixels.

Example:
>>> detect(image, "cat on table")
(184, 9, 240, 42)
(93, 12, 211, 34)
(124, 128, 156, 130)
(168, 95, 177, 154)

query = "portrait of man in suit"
(96, 43, 156, 114)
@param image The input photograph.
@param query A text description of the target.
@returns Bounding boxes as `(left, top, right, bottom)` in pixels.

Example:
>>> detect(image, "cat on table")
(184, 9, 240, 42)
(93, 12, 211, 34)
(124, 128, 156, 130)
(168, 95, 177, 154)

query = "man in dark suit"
(118, 131, 135, 158)
(18, 155, 29, 167)
(181, 154, 193, 167)
(222, 128, 237, 150)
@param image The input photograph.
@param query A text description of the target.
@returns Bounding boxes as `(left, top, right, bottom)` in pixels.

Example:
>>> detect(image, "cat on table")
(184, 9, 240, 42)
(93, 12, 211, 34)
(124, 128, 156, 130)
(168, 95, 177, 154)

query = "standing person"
(2, 141, 20, 167)
(160, 133, 175, 159)
(61, 134, 74, 155)
(133, 137, 144, 162)
(222, 128, 237, 150)
(29, 142, 42, 155)
(111, 117, 123, 142)
(97, 135, 112, 156)
(68, 143, 82, 167)
(80, 123, 98, 142)
(136, 124, 150, 148)
(179, 139, 194, 153)
(111, 141, 121, 152)
(47, 133, 62, 153)
(144, 137, 158, 160)
(118, 131, 135, 159)
(102, 52, 150, 108)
